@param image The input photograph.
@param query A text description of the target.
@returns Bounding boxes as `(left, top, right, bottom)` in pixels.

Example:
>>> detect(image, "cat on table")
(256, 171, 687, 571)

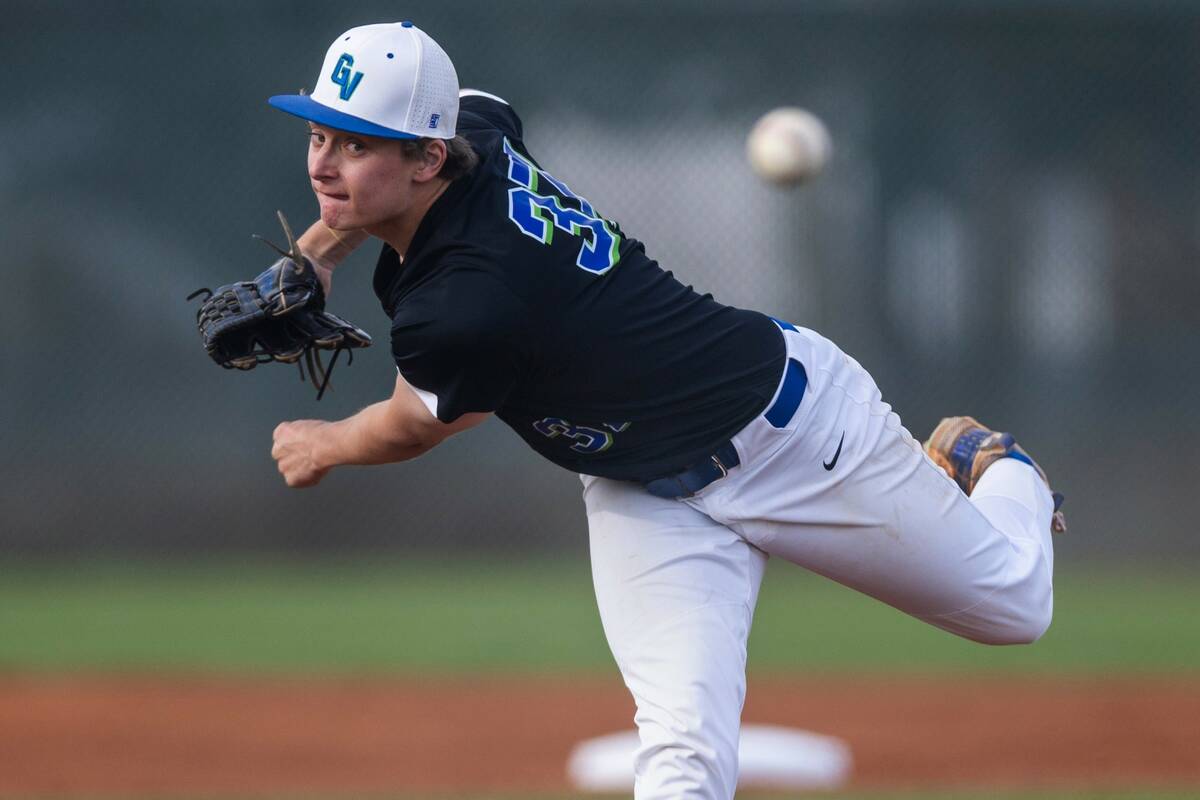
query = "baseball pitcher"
(201, 21, 1066, 800)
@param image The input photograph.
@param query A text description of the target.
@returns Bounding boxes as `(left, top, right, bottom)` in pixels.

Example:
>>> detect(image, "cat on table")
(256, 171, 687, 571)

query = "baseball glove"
(188, 211, 371, 400)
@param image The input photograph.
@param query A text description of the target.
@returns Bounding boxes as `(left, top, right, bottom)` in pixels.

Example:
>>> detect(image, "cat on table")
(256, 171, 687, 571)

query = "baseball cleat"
(924, 416, 1066, 533)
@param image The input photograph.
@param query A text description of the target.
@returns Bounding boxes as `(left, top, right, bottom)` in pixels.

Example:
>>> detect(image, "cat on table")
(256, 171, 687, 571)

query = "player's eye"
(345, 140, 366, 154)
(308, 131, 325, 146)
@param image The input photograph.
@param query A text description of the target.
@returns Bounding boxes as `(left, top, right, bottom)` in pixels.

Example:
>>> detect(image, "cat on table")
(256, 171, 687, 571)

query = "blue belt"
(643, 355, 807, 499)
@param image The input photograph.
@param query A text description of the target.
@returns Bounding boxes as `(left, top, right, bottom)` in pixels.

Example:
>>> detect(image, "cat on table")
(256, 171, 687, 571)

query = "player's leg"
(752, 420, 1055, 643)
(582, 474, 768, 800)
(687, 326, 1056, 645)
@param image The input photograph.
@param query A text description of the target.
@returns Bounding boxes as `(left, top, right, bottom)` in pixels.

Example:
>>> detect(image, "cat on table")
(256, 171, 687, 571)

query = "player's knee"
(935, 586, 1054, 645)
(1011, 600, 1053, 644)
(1005, 583, 1054, 644)
(971, 598, 1053, 646)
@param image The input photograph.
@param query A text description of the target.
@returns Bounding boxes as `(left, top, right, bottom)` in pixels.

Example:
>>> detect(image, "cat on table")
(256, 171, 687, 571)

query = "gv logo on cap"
(330, 53, 364, 101)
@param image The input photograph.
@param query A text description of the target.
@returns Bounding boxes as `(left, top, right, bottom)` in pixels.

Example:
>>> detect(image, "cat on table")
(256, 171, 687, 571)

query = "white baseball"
(746, 107, 831, 186)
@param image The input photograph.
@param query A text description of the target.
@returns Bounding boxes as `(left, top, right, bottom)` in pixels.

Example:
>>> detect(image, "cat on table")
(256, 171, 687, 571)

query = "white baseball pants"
(582, 324, 1056, 800)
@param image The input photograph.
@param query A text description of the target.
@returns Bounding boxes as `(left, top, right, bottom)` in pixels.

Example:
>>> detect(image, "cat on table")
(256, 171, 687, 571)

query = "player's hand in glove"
(188, 211, 371, 399)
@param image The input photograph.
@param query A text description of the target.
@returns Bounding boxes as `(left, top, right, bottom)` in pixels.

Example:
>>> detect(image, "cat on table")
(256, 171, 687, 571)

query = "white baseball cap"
(268, 21, 459, 140)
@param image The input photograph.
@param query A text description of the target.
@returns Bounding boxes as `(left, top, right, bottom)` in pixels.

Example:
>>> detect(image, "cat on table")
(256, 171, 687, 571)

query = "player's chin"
(316, 195, 354, 228)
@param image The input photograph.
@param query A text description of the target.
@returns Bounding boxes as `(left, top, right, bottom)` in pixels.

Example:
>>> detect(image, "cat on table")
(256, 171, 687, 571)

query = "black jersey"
(373, 94, 785, 482)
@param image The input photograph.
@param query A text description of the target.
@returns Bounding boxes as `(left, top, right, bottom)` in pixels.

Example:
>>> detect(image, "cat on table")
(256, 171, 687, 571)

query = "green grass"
(0, 557, 1196, 674)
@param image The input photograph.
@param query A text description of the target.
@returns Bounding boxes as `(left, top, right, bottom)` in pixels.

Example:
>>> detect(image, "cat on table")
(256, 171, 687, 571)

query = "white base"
(567, 725, 852, 792)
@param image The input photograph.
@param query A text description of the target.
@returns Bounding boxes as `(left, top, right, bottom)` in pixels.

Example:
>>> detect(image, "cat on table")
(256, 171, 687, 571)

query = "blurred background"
(1, 2, 1198, 797)
(3, 0, 1197, 558)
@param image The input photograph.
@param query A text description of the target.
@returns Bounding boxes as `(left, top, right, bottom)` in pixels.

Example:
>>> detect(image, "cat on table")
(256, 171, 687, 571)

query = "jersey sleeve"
(389, 268, 531, 423)
(456, 90, 523, 140)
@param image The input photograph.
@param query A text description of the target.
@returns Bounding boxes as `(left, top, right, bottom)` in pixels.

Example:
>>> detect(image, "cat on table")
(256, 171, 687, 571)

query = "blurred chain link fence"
(2, 1, 1196, 557)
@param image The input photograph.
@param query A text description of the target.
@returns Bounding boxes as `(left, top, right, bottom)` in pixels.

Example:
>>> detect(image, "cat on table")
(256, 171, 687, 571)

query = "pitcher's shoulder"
(458, 89, 523, 140)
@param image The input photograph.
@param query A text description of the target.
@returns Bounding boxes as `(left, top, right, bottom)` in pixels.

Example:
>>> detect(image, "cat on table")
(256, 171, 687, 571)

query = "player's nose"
(308, 148, 339, 181)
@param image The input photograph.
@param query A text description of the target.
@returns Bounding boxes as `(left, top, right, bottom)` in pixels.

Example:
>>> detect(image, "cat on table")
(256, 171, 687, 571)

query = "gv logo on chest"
(330, 53, 364, 101)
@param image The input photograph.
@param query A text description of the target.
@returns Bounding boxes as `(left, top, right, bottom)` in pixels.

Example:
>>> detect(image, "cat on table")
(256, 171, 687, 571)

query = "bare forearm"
(313, 401, 431, 468)
(298, 219, 367, 266)
(272, 376, 489, 488)
(297, 221, 369, 294)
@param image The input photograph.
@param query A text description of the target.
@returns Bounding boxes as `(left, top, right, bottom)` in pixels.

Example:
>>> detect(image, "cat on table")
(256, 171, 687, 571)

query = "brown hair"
(399, 136, 479, 182)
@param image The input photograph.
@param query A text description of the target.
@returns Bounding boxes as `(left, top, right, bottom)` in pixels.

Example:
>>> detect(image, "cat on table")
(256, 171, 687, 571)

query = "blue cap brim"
(267, 94, 419, 140)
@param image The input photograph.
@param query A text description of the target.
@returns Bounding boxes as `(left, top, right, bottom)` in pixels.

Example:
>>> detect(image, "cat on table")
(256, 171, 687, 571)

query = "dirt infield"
(1, 675, 1197, 795)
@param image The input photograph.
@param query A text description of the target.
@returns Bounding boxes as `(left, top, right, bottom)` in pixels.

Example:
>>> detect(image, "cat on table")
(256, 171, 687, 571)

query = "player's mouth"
(315, 188, 350, 201)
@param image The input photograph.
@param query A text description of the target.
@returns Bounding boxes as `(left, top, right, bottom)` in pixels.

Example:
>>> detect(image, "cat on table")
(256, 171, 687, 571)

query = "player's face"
(306, 124, 425, 230)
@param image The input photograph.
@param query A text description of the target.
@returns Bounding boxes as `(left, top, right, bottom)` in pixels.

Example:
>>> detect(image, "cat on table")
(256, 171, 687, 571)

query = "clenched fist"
(272, 420, 331, 488)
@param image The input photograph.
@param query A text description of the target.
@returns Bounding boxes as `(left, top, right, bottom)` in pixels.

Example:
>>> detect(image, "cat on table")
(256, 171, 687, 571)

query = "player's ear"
(415, 139, 447, 182)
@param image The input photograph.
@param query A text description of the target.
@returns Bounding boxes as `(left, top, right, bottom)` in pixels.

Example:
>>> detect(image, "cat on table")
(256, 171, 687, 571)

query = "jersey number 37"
(504, 138, 622, 275)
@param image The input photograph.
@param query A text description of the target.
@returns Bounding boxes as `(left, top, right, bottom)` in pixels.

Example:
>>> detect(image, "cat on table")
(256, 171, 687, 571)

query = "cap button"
(401, 20, 413, 27)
